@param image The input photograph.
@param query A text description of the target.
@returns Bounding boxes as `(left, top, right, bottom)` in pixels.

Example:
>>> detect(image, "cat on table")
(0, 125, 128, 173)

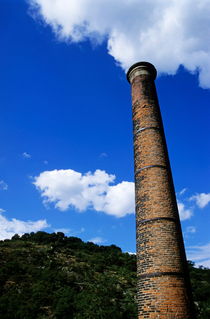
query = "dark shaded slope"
(0, 232, 209, 318)
(0, 232, 137, 319)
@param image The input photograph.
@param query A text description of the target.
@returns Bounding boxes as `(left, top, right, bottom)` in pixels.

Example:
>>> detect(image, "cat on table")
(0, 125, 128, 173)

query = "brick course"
(127, 62, 195, 318)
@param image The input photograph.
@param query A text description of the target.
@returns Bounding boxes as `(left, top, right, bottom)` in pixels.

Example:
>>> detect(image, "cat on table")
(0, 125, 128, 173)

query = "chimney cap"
(126, 61, 157, 83)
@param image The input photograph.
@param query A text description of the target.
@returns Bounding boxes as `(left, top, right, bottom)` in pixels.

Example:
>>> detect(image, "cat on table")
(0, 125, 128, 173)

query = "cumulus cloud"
(0, 210, 49, 240)
(29, 0, 210, 88)
(0, 180, 8, 191)
(177, 201, 193, 221)
(34, 169, 135, 217)
(187, 242, 210, 268)
(190, 192, 210, 208)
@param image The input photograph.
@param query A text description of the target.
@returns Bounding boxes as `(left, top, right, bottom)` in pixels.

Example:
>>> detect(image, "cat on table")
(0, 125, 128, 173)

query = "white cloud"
(54, 226, 85, 236)
(187, 242, 210, 268)
(177, 201, 193, 221)
(127, 251, 136, 255)
(34, 169, 135, 217)
(0, 180, 8, 191)
(196, 259, 210, 268)
(54, 228, 71, 234)
(22, 152, 31, 159)
(190, 192, 210, 208)
(88, 236, 106, 244)
(0, 210, 49, 240)
(179, 188, 187, 196)
(29, 0, 210, 88)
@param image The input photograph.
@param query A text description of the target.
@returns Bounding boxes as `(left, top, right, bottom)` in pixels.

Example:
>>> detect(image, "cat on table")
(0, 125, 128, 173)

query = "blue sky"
(1, 0, 210, 267)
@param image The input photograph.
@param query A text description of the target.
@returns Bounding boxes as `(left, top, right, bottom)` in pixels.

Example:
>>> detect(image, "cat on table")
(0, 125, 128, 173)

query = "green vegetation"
(0, 232, 209, 318)
(0, 232, 137, 319)
(188, 261, 210, 318)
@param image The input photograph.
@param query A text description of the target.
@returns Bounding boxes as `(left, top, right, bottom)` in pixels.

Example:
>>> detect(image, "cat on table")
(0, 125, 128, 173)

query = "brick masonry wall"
(127, 62, 195, 319)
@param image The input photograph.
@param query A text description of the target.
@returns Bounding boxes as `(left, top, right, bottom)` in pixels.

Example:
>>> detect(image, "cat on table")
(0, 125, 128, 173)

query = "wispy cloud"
(22, 152, 31, 159)
(30, 0, 210, 88)
(179, 188, 188, 196)
(34, 169, 135, 217)
(0, 180, 8, 191)
(177, 201, 193, 221)
(54, 228, 71, 234)
(99, 152, 108, 158)
(0, 210, 49, 240)
(197, 259, 210, 268)
(190, 193, 210, 209)
(187, 242, 210, 268)
(53, 227, 85, 236)
(186, 226, 196, 234)
(88, 237, 106, 245)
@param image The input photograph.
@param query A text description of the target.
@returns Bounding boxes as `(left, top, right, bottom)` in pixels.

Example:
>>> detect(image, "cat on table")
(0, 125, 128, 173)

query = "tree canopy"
(0, 232, 209, 318)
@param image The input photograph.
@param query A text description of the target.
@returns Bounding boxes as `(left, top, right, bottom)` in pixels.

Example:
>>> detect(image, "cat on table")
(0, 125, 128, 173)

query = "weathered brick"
(127, 62, 195, 319)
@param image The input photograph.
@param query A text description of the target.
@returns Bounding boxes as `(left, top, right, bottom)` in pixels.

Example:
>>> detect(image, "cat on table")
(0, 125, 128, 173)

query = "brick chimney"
(127, 62, 195, 318)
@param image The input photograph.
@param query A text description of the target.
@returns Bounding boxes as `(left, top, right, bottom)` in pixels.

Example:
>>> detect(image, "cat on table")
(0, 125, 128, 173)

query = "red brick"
(127, 62, 195, 319)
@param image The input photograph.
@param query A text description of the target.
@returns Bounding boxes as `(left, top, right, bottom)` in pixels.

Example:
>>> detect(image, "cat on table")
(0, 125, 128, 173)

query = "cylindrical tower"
(127, 62, 195, 318)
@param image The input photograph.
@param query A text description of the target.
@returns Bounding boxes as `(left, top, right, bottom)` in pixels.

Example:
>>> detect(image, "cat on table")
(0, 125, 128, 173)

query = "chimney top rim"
(126, 62, 157, 83)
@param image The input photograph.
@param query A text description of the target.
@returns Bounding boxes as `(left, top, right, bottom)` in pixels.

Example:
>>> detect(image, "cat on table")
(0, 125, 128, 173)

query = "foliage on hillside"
(188, 261, 210, 318)
(0, 232, 137, 319)
(0, 231, 209, 318)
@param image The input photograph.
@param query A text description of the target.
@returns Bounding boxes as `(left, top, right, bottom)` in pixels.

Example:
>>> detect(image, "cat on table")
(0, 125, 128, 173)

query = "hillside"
(0, 232, 209, 318)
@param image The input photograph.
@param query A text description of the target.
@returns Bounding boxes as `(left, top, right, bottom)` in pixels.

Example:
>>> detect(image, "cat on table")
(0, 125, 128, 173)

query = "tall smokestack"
(127, 62, 195, 318)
